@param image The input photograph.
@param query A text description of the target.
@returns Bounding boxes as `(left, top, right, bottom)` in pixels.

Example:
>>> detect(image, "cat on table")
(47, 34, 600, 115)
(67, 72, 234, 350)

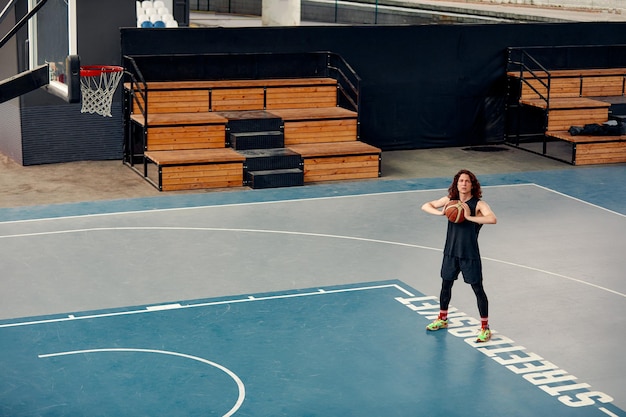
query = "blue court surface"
(1, 281, 623, 417)
(0, 166, 625, 417)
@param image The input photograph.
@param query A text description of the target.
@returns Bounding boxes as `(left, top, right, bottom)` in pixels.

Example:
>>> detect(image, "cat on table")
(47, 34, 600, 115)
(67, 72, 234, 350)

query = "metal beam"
(0, 64, 49, 104)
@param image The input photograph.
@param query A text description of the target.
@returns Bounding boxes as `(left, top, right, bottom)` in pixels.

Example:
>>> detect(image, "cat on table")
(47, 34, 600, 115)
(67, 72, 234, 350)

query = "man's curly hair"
(447, 169, 482, 200)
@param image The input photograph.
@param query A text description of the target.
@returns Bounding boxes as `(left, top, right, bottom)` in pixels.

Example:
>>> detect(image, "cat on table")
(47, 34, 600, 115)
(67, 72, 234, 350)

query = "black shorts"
(441, 255, 483, 284)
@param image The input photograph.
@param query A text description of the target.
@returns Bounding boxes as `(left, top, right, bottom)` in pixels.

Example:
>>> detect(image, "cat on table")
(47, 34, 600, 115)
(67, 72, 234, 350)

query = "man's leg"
(440, 278, 454, 313)
(471, 281, 491, 342)
(471, 281, 488, 319)
(426, 279, 454, 331)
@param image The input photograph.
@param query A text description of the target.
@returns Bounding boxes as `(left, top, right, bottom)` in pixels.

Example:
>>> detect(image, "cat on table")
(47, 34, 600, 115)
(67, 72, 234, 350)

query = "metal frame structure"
(122, 51, 361, 180)
(505, 44, 626, 165)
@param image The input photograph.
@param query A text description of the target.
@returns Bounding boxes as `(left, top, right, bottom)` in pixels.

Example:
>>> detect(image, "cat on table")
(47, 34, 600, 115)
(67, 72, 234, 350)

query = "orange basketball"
(444, 200, 465, 223)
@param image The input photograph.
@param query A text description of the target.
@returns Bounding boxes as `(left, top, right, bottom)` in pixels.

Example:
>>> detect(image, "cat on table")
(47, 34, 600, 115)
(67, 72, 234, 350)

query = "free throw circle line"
(39, 347, 245, 417)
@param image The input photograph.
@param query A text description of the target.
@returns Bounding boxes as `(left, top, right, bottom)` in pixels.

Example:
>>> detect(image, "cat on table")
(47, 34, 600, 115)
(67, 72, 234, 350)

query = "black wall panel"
(122, 23, 626, 151)
(20, 102, 124, 165)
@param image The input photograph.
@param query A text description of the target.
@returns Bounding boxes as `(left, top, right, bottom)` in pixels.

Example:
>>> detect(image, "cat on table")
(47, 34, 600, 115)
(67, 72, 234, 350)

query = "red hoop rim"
(80, 65, 124, 77)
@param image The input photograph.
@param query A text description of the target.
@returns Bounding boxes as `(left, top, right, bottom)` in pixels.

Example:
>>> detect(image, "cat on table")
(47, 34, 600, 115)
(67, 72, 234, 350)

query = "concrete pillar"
(262, 0, 301, 26)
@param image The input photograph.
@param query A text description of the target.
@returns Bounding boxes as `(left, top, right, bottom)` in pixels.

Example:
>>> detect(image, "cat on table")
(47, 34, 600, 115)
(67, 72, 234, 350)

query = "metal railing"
(507, 48, 551, 108)
(122, 55, 149, 171)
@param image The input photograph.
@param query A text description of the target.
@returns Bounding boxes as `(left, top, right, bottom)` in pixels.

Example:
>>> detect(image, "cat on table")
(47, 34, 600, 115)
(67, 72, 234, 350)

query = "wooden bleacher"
(125, 76, 381, 190)
(507, 67, 626, 165)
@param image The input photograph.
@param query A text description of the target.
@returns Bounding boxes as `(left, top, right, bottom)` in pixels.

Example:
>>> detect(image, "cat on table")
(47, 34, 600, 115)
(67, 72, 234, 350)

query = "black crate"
(247, 168, 304, 189)
(229, 131, 284, 150)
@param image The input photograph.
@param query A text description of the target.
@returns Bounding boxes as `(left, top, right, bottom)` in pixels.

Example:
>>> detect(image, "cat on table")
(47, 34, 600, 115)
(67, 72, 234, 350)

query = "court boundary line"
(0, 184, 521, 224)
(0, 283, 415, 329)
(0, 182, 622, 226)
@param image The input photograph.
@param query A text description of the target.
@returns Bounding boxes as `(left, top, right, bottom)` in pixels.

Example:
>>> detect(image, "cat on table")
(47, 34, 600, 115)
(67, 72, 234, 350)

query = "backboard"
(28, 0, 79, 103)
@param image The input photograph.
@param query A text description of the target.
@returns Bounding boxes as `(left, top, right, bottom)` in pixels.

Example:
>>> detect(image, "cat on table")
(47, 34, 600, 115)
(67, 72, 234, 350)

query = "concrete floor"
(1, 2, 619, 209)
(0, 145, 577, 208)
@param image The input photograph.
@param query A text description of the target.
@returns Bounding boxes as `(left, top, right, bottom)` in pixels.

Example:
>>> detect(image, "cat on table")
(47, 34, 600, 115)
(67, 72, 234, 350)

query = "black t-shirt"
(443, 196, 482, 259)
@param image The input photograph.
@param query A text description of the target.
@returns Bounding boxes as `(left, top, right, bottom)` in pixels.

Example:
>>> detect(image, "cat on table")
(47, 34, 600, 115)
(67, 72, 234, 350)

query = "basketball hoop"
(79, 65, 124, 117)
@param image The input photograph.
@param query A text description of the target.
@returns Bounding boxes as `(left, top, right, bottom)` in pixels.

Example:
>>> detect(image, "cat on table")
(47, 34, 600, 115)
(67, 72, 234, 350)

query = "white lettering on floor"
(395, 295, 616, 412)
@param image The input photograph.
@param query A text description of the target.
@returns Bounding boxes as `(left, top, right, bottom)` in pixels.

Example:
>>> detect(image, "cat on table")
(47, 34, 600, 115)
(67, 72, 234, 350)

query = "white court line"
(0, 224, 624, 299)
(599, 407, 620, 417)
(146, 303, 182, 311)
(39, 348, 245, 417)
(0, 183, 537, 225)
(0, 283, 414, 328)
(532, 183, 625, 217)
(0, 182, 621, 233)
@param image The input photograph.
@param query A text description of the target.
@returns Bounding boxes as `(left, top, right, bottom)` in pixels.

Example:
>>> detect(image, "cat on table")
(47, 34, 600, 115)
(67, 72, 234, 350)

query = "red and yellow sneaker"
(476, 327, 492, 342)
(426, 317, 448, 331)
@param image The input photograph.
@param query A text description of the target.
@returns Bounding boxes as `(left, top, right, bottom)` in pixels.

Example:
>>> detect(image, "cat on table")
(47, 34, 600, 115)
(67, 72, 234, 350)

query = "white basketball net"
(80, 68, 124, 117)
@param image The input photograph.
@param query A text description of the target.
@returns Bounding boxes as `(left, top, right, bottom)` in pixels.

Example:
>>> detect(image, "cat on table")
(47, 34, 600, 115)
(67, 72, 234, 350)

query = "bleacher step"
(239, 148, 302, 186)
(229, 131, 284, 150)
(239, 148, 302, 171)
(247, 168, 304, 189)
(220, 110, 283, 133)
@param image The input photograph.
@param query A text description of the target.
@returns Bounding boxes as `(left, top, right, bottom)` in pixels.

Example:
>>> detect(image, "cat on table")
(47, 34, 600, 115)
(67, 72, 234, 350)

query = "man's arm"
(465, 200, 497, 224)
(421, 196, 450, 216)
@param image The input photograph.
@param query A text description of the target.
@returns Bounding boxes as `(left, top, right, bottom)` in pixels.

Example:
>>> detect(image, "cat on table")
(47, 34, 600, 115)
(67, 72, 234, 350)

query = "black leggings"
(440, 279, 489, 318)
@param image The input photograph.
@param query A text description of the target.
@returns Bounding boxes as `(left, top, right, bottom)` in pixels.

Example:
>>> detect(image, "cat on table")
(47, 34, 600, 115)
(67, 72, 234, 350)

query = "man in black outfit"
(421, 169, 497, 342)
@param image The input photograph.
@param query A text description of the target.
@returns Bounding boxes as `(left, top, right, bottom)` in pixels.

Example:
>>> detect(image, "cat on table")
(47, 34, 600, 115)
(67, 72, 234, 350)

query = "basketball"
(444, 200, 465, 223)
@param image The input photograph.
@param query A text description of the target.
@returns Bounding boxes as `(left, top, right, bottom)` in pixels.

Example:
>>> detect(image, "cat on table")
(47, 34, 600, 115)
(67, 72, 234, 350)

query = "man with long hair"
(421, 169, 497, 342)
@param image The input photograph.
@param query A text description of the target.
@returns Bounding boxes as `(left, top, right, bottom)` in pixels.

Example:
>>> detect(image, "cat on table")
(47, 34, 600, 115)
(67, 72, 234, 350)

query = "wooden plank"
(288, 142, 381, 182)
(147, 125, 226, 136)
(147, 140, 225, 152)
(266, 86, 337, 109)
(547, 114, 608, 125)
(304, 159, 380, 178)
(288, 141, 381, 157)
(520, 78, 580, 100)
(286, 120, 357, 133)
(285, 133, 357, 145)
(132, 90, 209, 114)
(284, 120, 358, 145)
(546, 130, 626, 143)
(269, 107, 357, 120)
(546, 108, 609, 131)
(162, 163, 242, 173)
(146, 124, 226, 151)
(547, 110, 607, 123)
(267, 98, 338, 109)
(148, 139, 225, 150)
(161, 178, 243, 191)
(271, 107, 358, 145)
(211, 88, 265, 111)
(574, 142, 626, 165)
(581, 76, 624, 96)
(520, 97, 610, 110)
(265, 86, 337, 96)
(304, 172, 379, 183)
(145, 148, 245, 165)
(303, 165, 380, 182)
(163, 172, 242, 182)
(304, 158, 380, 169)
(131, 112, 228, 126)
(512, 69, 626, 100)
(162, 165, 243, 179)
